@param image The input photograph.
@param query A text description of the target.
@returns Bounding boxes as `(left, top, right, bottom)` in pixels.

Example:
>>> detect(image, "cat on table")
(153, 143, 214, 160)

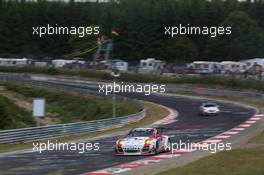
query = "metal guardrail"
(0, 73, 145, 144)
(0, 109, 145, 144)
(37, 74, 264, 101)
(29, 74, 264, 101)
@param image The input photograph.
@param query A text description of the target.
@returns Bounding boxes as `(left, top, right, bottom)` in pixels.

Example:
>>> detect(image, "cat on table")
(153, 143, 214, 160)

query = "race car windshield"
(204, 104, 216, 107)
(204, 104, 216, 108)
(204, 104, 217, 107)
(127, 130, 154, 137)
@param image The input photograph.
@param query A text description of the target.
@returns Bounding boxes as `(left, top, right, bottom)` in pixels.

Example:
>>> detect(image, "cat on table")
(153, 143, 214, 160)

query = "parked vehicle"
(139, 58, 165, 74)
(220, 61, 247, 74)
(187, 61, 221, 74)
(0, 58, 30, 67)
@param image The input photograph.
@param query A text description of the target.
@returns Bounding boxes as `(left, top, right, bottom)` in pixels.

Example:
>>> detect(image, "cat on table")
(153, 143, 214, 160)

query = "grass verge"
(156, 94, 264, 175)
(0, 101, 169, 153)
(0, 95, 35, 130)
(157, 148, 264, 175)
(1, 82, 138, 126)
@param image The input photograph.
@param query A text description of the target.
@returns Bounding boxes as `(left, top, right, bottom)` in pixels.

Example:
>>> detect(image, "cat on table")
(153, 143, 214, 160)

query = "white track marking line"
(231, 127, 245, 131)
(245, 120, 256, 124)
(239, 124, 251, 128)
(250, 117, 261, 120)
(202, 139, 222, 143)
(214, 135, 230, 139)
(224, 131, 239, 135)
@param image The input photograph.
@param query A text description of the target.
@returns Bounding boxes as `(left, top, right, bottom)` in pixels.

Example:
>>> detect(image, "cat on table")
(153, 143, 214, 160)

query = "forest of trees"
(0, 0, 264, 63)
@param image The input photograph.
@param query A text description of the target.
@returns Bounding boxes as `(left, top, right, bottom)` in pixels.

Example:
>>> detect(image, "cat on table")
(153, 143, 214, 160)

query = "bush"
(0, 96, 35, 130)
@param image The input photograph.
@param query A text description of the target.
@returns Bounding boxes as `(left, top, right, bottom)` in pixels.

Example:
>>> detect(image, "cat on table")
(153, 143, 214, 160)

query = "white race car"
(199, 102, 220, 116)
(115, 128, 171, 155)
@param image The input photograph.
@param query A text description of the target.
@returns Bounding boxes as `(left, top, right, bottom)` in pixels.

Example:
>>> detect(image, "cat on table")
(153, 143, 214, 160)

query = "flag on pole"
(111, 29, 119, 36)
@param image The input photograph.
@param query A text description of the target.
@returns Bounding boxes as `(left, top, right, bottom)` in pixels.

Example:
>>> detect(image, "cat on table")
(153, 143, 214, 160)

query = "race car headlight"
(117, 140, 124, 146)
(144, 139, 151, 145)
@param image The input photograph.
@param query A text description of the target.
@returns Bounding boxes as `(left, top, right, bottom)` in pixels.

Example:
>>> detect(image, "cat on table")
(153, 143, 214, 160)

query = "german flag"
(111, 29, 119, 36)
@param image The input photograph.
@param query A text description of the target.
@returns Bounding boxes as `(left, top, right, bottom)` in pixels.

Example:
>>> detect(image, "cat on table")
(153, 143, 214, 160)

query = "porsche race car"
(115, 128, 171, 155)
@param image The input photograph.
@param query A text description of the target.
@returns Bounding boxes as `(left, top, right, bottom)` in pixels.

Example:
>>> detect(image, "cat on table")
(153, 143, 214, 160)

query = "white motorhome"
(52, 60, 70, 68)
(139, 58, 165, 74)
(0, 58, 30, 67)
(242, 58, 264, 68)
(110, 59, 128, 71)
(220, 61, 247, 74)
(187, 61, 220, 74)
(241, 58, 264, 76)
(33, 61, 49, 67)
(99, 59, 128, 71)
(52, 59, 85, 68)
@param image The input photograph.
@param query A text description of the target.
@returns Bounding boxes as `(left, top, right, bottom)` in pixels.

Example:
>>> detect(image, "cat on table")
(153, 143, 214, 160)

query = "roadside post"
(111, 68, 120, 118)
(33, 98, 45, 127)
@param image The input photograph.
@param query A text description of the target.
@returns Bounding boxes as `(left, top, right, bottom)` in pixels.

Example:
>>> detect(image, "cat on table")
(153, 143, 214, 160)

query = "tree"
(159, 37, 198, 63)
(0, 97, 14, 130)
(204, 11, 264, 61)
(0, 0, 264, 63)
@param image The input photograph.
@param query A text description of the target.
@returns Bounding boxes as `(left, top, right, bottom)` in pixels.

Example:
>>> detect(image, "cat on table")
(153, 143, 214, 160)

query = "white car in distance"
(199, 102, 220, 116)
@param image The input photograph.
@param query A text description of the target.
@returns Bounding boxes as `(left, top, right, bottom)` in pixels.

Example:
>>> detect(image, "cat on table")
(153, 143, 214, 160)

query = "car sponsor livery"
(115, 128, 171, 155)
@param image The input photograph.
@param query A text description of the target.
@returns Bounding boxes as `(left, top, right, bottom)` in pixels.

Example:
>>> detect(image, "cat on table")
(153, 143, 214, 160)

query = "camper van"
(220, 61, 247, 74)
(139, 58, 165, 74)
(241, 58, 264, 76)
(0, 58, 30, 67)
(187, 61, 220, 74)
(242, 58, 264, 68)
(52, 59, 85, 68)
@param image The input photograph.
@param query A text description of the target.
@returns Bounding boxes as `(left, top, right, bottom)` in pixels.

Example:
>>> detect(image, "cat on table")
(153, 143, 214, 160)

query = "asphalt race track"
(0, 80, 256, 175)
